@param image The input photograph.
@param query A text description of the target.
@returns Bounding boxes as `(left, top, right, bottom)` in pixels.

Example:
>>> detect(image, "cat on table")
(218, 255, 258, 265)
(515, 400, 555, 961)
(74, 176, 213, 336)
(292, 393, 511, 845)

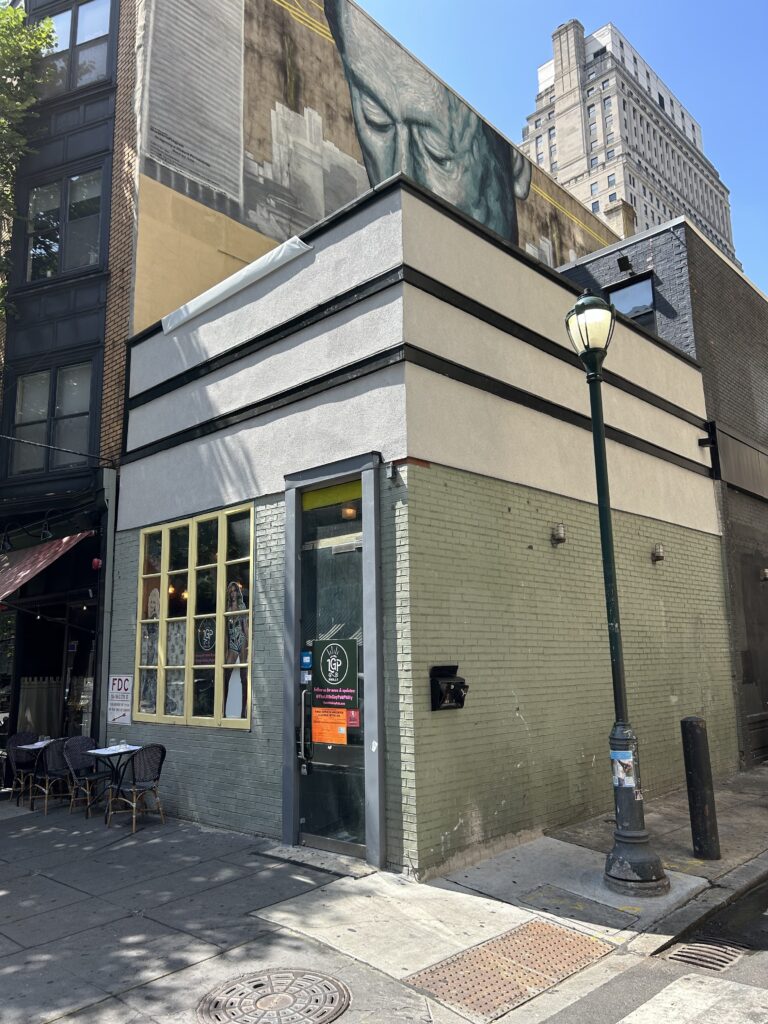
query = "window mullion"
(214, 512, 226, 727)
(158, 524, 169, 720)
(186, 520, 197, 725)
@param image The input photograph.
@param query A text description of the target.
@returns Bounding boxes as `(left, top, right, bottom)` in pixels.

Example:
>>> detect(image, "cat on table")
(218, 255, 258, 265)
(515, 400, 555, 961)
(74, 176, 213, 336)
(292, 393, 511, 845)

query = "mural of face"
(325, 0, 531, 243)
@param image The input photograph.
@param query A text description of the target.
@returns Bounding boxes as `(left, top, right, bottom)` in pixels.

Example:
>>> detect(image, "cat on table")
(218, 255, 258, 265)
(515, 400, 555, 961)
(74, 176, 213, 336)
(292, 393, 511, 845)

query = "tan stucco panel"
(133, 175, 277, 331)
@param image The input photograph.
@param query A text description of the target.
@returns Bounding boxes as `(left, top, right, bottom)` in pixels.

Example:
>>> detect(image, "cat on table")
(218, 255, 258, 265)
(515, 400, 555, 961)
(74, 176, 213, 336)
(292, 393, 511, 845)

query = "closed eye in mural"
(324, 0, 531, 245)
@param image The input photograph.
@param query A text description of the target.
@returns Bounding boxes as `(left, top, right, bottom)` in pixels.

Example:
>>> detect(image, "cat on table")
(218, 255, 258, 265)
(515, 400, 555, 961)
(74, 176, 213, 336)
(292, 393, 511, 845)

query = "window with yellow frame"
(134, 505, 253, 728)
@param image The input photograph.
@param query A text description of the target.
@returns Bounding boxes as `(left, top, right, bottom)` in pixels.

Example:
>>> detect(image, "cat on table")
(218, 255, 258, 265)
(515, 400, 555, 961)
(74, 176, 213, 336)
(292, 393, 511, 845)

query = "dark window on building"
(38, 0, 111, 98)
(591, 200, 600, 212)
(608, 191, 617, 202)
(11, 362, 92, 475)
(26, 168, 103, 282)
(608, 276, 655, 329)
(658, 92, 665, 111)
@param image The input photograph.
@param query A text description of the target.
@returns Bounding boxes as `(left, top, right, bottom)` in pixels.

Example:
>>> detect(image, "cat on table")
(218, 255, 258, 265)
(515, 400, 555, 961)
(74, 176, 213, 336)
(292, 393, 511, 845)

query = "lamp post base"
(604, 838, 670, 896)
(606, 724, 669, 896)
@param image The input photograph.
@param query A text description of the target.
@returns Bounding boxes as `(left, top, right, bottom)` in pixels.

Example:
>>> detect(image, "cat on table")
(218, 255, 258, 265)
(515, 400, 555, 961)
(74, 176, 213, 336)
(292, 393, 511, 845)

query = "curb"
(623, 849, 768, 956)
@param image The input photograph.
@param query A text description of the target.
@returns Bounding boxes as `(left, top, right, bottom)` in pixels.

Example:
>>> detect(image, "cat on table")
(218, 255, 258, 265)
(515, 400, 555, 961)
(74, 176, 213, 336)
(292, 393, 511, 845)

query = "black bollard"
(680, 716, 721, 860)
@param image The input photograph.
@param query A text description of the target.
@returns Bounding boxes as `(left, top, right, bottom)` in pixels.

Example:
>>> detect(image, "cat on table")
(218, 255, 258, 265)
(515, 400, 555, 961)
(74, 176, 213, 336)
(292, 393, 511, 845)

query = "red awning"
(0, 532, 93, 602)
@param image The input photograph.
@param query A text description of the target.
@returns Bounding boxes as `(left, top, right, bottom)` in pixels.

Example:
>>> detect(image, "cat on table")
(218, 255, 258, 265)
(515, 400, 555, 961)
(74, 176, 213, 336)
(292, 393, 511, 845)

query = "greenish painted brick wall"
(107, 496, 286, 835)
(107, 473, 413, 863)
(407, 463, 738, 875)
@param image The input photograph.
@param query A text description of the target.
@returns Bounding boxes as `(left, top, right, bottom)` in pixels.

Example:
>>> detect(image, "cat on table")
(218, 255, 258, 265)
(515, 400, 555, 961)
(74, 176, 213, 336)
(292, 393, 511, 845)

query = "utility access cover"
(406, 920, 610, 1022)
(197, 969, 351, 1024)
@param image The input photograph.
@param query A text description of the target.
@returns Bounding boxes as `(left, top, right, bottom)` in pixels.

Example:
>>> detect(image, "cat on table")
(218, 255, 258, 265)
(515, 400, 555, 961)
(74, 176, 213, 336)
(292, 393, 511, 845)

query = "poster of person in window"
(223, 580, 248, 719)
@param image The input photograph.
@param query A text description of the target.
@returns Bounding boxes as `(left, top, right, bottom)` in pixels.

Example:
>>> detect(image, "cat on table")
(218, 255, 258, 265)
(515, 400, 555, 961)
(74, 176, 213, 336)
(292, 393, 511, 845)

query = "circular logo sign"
(320, 643, 348, 687)
(197, 618, 216, 653)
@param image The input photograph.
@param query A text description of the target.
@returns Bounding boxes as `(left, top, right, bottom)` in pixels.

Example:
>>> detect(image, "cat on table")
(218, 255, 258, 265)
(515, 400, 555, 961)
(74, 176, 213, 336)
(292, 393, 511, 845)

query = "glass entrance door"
(298, 482, 365, 855)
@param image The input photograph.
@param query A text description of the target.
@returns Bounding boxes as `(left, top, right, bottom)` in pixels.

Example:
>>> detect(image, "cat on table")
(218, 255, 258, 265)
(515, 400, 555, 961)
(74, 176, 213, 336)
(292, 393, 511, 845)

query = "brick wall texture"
(406, 463, 737, 875)
(107, 462, 737, 874)
(564, 223, 697, 360)
(100, 0, 139, 462)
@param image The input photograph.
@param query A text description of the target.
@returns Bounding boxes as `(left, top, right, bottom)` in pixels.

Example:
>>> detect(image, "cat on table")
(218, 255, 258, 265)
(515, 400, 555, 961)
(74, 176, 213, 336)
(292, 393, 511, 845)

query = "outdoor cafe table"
(87, 744, 142, 821)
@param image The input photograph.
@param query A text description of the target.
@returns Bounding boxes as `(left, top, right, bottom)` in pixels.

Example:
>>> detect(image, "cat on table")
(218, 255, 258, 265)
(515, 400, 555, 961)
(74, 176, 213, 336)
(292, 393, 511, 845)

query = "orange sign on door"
(311, 707, 348, 745)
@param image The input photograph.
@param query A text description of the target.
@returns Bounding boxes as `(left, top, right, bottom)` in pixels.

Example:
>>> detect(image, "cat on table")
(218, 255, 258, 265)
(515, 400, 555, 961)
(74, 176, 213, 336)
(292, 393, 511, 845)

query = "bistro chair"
(107, 744, 166, 834)
(7, 732, 38, 806)
(30, 738, 70, 815)
(64, 737, 112, 817)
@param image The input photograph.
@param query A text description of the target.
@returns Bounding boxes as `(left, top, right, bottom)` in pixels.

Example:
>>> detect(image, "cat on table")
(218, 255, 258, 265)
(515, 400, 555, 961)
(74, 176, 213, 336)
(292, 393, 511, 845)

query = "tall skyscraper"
(520, 20, 735, 262)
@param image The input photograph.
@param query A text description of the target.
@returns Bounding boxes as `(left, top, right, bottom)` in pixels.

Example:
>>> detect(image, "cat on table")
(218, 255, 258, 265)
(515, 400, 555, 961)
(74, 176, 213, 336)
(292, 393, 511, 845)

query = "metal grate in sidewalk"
(406, 919, 611, 1022)
(667, 936, 752, 972)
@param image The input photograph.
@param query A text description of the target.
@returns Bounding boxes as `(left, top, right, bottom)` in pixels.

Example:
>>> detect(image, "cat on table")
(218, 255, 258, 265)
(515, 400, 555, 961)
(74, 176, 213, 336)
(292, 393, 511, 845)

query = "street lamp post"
(565, 291, 669, 896)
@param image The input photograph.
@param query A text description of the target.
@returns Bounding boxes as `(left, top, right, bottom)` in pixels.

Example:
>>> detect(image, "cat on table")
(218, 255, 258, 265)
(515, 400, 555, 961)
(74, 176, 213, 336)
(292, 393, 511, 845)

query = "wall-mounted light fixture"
(651, 543, 665, 563)
(340, 505, 358, 521)
(551, 523, 567, 547)
(760, 568, 768, 584)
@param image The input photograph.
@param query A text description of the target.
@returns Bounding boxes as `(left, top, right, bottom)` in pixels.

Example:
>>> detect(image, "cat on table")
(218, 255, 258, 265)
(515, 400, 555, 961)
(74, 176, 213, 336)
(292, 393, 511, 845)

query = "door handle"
(299, 686, 308, 760)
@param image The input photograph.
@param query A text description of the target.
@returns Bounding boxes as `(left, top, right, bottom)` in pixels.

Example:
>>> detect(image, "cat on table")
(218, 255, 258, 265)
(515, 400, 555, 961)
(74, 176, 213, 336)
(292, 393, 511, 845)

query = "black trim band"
(127, 266, 405, 409)
(405, 345, 710, 478)
(403, 266, 706, 430)
(127, 260, 705, 433)
(121, 347, 405, 464)
(123, 341, 710, 479)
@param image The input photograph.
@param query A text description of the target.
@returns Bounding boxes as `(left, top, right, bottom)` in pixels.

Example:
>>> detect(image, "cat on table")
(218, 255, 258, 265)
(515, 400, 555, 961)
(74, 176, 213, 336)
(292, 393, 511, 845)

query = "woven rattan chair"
(64, 737, 111, 817)
(30, 738, 71, 814)
(8, 733, 38, 805)
(107, 744, 166, 833)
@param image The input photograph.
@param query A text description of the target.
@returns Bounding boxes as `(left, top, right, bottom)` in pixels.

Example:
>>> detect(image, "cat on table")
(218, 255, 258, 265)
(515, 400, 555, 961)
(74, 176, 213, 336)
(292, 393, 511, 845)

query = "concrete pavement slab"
(143, 861, 333, 949)
(257, 843, 378, 878)
(1, 914, 220, 997)
(256, 870, 534, 979)
(119, 926, 469, 1024)
(0, 932, 23, 957)
(553, 764, 768, 884)
(444, 837, 707, 942)
(0, 871, 89, 923)
(54, 996, 159, 1024)
(0, 895, 129, 949)
(0, 954, 113, 1024)
(103, 856, 262, 910)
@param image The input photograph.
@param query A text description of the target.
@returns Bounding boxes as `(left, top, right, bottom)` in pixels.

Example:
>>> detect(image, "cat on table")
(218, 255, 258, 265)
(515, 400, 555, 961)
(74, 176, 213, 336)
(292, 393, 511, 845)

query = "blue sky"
(359, 1, 767, 294)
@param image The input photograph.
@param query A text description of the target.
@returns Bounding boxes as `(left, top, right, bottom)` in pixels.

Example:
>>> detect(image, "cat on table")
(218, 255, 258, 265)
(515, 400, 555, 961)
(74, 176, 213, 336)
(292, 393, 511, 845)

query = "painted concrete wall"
(405, 462, 738, 877)
(129, 189, 405, 398)
(401, 191, 706, 420)
(118, 366, 407, 532)
(132, 176, 278, 332)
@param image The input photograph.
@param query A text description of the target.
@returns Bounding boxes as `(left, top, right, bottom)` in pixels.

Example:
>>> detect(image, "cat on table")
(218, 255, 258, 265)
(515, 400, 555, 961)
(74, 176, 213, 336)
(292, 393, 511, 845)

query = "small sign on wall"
(107, 675, 133, 725)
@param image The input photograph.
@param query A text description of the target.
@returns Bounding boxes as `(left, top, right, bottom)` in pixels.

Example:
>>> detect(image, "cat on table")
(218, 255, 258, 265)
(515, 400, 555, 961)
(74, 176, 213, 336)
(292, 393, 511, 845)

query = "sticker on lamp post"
(311, 639, 358, 710)
(610, 749, 636, 787)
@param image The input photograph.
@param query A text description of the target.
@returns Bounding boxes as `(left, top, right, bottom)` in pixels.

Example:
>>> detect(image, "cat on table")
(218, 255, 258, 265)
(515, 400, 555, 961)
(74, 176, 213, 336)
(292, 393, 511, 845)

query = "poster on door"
(107, 675, 133, 725)
(311, 639, 358, 710)
(311, 707, 348, 745)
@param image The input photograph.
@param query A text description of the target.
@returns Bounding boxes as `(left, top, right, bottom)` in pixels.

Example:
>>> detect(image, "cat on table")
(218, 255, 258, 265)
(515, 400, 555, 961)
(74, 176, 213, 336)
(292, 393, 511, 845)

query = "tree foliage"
(0, 3, 52, 311)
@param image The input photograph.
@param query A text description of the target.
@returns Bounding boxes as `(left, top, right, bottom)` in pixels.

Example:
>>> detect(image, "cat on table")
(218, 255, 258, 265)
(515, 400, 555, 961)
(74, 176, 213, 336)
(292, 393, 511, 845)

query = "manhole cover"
(407, 920, 610, 1021)
(197, 969, 351, 1023)
(667, 937, 751, 972)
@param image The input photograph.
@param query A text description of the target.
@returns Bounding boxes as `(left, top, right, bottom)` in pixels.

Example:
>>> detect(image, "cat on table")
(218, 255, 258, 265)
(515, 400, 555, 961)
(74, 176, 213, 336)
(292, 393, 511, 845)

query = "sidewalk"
(0, 764, 765, 1024)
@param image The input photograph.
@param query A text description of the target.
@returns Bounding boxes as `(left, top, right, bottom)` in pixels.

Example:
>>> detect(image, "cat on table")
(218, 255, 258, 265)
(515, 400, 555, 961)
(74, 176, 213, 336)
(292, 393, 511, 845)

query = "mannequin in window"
(223, 581, 248, 718)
